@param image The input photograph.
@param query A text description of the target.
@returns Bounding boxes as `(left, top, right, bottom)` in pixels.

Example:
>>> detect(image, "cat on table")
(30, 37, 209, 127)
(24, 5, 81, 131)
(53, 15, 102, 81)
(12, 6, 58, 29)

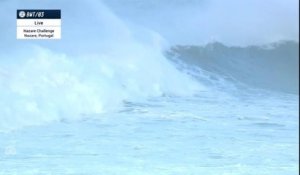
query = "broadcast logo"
(18, 11, 26, 18)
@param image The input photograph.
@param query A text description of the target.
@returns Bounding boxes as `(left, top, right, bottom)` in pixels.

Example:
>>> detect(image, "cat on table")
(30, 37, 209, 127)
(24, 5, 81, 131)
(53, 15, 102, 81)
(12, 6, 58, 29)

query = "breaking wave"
(0, 0, 298, 131)
(0, 0, 203, 131)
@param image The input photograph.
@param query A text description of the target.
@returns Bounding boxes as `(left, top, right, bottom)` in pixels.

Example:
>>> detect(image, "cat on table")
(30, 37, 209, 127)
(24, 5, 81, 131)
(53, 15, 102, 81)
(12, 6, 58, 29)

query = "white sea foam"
(0, 0, 203, 131)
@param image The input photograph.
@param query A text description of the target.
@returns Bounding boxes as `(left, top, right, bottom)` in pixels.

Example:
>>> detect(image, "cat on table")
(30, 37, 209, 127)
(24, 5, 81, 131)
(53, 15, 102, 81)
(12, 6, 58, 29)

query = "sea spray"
(0, 0, 203, 131)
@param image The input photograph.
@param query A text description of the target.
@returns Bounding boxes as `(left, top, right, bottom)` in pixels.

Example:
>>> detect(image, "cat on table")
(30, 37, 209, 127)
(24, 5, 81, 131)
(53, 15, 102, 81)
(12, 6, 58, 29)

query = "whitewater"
(0, 0, 299, 174)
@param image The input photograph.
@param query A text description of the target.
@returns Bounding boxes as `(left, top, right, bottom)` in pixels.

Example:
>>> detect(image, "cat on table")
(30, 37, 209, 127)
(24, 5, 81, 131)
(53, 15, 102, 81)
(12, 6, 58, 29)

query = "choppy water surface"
(1, 91, 298, 175)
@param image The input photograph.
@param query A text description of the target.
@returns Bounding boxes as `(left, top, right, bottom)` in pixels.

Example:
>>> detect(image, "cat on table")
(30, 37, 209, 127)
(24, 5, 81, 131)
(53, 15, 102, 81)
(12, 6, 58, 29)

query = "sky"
(0, 0, 299, 47)
(104, 0, 299, 46)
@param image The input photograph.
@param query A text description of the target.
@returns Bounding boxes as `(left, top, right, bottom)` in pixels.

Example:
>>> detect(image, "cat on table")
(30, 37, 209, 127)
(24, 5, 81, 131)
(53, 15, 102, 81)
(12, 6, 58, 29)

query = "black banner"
(17, 10, 61, 19)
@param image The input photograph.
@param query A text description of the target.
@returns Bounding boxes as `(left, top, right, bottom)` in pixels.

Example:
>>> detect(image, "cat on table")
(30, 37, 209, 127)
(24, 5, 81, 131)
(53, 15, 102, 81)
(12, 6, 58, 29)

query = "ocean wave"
(166, 41, 299, 94)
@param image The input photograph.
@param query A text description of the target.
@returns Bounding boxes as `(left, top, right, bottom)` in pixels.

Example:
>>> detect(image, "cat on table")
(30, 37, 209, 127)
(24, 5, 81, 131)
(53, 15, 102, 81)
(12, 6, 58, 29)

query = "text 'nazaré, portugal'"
(17, 9, 61, 40)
